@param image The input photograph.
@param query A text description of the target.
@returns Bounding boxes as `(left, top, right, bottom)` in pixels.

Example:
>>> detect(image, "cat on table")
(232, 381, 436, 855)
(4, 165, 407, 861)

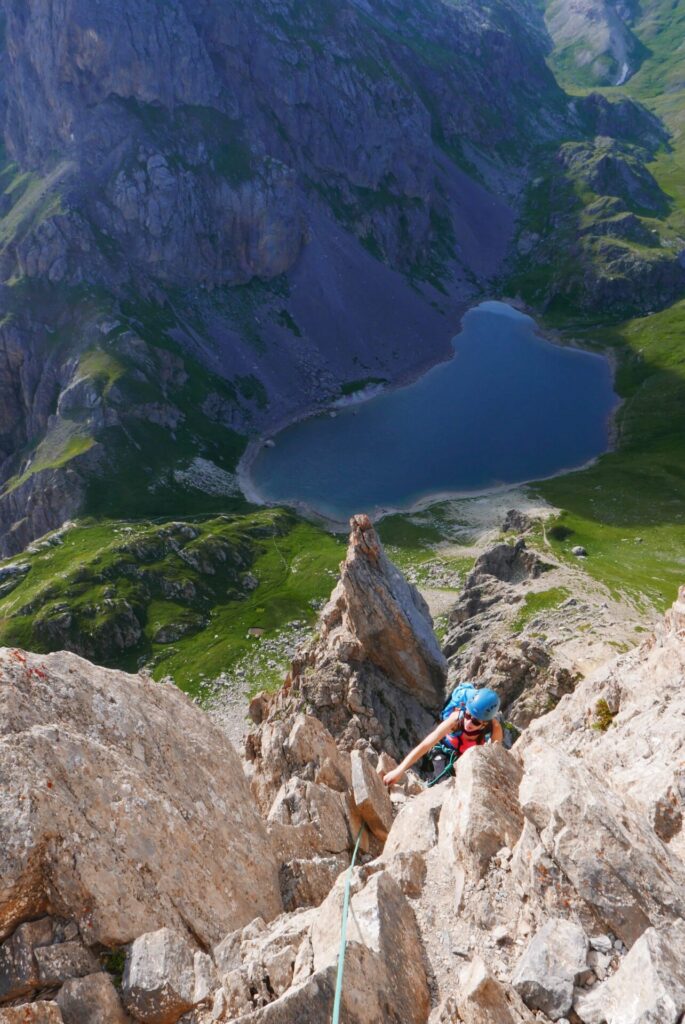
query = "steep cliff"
(0, 0, 681, 552)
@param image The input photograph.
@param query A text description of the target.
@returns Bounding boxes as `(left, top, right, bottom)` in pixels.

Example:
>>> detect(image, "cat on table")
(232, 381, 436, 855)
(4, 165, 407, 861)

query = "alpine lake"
(246, 301, 619, 526)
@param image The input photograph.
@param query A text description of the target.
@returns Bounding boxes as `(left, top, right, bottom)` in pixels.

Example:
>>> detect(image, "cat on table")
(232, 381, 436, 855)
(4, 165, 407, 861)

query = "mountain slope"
(0, 0, 680, 555)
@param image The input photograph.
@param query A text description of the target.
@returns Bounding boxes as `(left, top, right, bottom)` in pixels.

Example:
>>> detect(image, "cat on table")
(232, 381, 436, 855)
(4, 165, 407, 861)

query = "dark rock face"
(0, 0, 564, 292)
(0, 0, 679, 553)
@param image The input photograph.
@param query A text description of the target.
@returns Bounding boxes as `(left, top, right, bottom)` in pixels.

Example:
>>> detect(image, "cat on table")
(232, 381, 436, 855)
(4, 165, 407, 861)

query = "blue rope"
(331, 824, 365, 1024)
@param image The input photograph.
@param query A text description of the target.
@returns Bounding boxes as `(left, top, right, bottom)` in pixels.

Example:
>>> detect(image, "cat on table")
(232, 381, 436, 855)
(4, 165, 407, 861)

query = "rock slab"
(512, 917, 588, 1020)
(0, 648, 282, 947)
(350, 750, 394, 842)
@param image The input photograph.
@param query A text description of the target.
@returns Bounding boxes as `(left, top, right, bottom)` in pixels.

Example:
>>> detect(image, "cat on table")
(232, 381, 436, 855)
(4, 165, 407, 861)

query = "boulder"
(311, 870, 430, 1024)
(267, 778, 350, 857)
(519, 742, 685, 944)
(57, 973, 131, 1024)
(279, 855, 349, 912)
(0, 648, 282, 946)
(383, 783, 445, 859)
(0, 1006, 63, 1023)
(439, 745, 524, 878)
(379, 782, 447, 897)
(512, 917, 588, 1020)
(121, 928, 201, 1024)
(350, 750, 394, 842)
(574, 920, 685, 1024)
(0, 917, 54, 1001)
(458, 956, 536, 1024)
(520, 589, 685, 854)
(34, 942, 100, 986)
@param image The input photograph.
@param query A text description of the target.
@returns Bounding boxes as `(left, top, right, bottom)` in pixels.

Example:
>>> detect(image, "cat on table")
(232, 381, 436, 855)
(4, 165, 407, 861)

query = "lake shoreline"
(237, 298, 622, 531)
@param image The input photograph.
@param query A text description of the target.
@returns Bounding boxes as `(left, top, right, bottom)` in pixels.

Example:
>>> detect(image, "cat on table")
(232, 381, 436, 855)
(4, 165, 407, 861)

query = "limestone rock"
(0, 648, 282, 947)
(311, 870, 430, 1024)
(267, 778, 350, 857)
(34, 941, 100, 986)
(122, 928, 198, 1024)
(227, 947, 384, 1024)
(439, 745, 524, 878)
(512, 917, 588, 1019)
(519, 741, 685, 944)
(0, 1006, 63, 1023)
(246, 714, 351, 817)
(279, 855, 349, 913)
(213, 909, 317, 1019)
(520, 592, 685, 856)
(350, 750, 394, 842)
(383, 783, 445, 860)
(57, 973, 131, 1024)
(317, 515, 447, 708)
(574, 920, 685, 1024)
(244, 521, 445, 771)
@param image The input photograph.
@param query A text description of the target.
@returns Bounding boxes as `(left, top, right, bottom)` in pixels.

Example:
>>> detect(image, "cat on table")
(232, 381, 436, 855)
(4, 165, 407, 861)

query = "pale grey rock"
(350, 749, 394, 842)
(439, 744, 524, 878)
(518, 742, 685, 944)
(35, 941, 100, 986)
(512, 917, 588, 1020)
(56, 972, 131, 1024)
(383, 783, 445, 861)
(589, 935, 613, 954)
(192, 953, 216, 1006)
(0, 648, 282, 947)
(574, 920, 685, 1024)
(122, 928, 197, 1024)
(311, 869, 430, 1024)
(521, 588, 685, 856)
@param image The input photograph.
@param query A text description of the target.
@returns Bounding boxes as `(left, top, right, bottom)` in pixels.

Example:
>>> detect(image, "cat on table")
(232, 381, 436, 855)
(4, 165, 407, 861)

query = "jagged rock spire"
(316, 514, 447, 710)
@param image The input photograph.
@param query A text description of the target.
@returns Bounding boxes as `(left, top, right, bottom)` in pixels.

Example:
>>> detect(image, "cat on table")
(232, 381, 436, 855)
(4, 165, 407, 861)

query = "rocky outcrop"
(0, 647, 282, 948)
(246, 516, 442, 764)
(520, 583, 685, 857)
(544, 0, 642, 86)
(3, 518, 685, 1024)
(316, 514, 448, 708)
(443, 538, 578, 725)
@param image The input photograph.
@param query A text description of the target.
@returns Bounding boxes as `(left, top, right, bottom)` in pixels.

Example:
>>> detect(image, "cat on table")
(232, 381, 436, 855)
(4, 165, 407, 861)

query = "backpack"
(440, 682, 478, 721)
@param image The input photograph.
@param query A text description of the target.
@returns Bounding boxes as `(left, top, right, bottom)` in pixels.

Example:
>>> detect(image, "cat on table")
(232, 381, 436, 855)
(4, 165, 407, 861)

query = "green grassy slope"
(533, 3, 685, 609)
(0, 512, 344, 694)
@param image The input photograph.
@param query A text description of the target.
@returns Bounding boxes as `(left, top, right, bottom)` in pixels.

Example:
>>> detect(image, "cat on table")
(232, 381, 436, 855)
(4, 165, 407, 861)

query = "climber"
(382, 686, 503, 788)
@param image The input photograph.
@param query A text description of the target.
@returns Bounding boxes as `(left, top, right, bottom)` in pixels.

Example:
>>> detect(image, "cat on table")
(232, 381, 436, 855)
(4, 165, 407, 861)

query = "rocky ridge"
(1, 518, 684, 1023)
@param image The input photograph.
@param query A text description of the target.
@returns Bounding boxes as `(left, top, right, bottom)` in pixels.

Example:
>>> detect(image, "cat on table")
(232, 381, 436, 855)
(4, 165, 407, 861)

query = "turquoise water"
(247, 302, 619, 523)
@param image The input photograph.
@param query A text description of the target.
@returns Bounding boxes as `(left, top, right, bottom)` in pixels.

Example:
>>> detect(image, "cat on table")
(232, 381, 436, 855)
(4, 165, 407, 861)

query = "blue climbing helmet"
(465, 687, 500, 722)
